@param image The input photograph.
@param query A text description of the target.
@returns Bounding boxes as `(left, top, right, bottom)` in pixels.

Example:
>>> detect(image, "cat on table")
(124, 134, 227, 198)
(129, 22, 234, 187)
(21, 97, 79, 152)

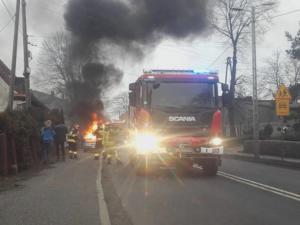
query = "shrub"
(259, 124, 273, 140)
(244, 140, 300, 158)
(0, 111, 40, 149)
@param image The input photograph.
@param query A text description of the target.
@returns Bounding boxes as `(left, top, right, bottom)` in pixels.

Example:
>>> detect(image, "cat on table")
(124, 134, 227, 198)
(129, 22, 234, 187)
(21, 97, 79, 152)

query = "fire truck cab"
(128, 70, 227, 176)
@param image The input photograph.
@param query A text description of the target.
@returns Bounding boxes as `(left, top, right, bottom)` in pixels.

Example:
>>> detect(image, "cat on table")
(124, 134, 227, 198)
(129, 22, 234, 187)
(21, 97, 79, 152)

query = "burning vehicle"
(83, 114, 104, 151)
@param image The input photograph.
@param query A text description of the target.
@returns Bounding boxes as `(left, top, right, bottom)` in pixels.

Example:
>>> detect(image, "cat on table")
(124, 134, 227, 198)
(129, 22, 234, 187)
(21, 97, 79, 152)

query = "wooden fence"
(0, 132, 42, 176)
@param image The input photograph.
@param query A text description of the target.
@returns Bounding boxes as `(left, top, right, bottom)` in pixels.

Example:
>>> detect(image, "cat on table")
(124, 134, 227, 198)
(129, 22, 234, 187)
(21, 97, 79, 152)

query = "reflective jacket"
(94, 128, 104, 142)
(102, 130, 115, 147)
(67, 129, 79, 143)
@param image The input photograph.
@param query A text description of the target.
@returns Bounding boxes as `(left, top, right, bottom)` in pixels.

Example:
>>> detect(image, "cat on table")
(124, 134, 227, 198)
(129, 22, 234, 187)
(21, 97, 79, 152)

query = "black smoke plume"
(65, 0, 209, 45)
(64, 0, 209, 123)
(68, 62, 123, 125)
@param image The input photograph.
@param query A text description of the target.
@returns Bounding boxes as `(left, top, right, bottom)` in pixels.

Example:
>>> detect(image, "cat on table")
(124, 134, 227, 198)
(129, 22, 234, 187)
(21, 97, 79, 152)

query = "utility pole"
(8, 0, 21, 111)
(232, 2, 275, 158)
(225, 57, 232, 85)
(22, 0, 31, 110)
(251, 6, 260, 159)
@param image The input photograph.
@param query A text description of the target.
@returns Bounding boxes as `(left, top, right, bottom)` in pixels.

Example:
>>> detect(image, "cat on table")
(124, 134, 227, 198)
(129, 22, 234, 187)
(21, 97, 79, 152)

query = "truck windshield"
(150, 82, 216, 110)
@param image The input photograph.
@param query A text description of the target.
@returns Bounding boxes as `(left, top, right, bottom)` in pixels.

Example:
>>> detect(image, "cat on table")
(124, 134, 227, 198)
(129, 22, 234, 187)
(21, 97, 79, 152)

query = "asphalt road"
(0, 150, 299, 225)
(0, 152, 100, 225)
(103, 150, 300, 225)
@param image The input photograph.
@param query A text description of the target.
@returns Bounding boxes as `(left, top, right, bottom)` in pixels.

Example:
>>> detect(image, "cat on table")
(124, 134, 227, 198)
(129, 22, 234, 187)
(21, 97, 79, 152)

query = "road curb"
(97, 158, 112, 225)
(224, 154, 300, 170)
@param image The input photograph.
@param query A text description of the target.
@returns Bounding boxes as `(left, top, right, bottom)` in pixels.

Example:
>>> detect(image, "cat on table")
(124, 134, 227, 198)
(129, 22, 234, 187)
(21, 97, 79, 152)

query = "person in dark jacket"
(41, 120, 56, 164)
(54, 122, 68, 161)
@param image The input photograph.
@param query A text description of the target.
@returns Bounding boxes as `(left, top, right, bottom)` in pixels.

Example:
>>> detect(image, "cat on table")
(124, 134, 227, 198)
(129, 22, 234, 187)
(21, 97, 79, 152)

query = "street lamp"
(232, 2, 275, 159)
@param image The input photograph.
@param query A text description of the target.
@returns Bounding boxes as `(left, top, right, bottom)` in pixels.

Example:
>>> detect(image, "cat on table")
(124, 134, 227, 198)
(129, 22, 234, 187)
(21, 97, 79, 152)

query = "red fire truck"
(128, 70, 228, 176)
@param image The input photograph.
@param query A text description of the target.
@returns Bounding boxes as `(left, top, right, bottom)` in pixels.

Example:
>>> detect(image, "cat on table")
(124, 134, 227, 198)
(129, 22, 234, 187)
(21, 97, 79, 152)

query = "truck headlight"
(134, 133, 159, 154)
(210, 137, 223, 146)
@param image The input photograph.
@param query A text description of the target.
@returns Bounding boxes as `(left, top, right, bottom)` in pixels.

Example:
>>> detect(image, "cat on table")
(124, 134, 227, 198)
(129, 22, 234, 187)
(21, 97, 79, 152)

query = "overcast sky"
(1, 0, 300, 95)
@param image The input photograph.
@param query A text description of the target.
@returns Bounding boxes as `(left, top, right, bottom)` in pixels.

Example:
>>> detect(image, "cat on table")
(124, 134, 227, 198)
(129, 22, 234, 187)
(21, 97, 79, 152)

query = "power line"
(271, 8, 300, 19)
(258, 8, 300, 21)
(208, 46, 231, 67)
(1, 0, 13, 17)
(0, 16, 14, 33)
(208, 9, 300, 67)
(0, 0, 23, 35)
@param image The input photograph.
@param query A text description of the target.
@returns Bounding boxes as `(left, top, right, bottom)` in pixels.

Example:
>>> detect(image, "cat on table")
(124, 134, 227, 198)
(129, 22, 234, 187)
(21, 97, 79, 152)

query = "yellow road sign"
(276, 99, 290, 116)
(275, 85, 291, 116)
(275, 85, 291, 100)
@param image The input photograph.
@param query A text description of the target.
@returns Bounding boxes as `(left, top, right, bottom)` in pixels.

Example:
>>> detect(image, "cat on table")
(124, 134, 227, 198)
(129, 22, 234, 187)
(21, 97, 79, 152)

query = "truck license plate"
(181, 148, 194, 153)
(212, 148, 220, 154)
(200, 147, 224, 154)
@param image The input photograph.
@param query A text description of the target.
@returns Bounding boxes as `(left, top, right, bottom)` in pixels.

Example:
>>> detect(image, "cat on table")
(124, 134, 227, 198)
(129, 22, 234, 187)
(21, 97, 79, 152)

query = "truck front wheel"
(135, 157, 148, 176)
(202, 159, 218, 176)
(136, 165, 146, 176)
(176, 160, 193, 176)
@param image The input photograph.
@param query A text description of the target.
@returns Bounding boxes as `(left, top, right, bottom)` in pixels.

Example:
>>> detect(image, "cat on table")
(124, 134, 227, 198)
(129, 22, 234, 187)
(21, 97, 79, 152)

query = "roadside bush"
(0, 108, 64, 173)
(293, 123, 300, 132)
(0, 111, 40, 141)
(224, 137, 249, 147)
(293, 123, 300, 141)
(244, 140, 300, 159)
(259, 124, 273, 140)
(0, 111, 41, 171)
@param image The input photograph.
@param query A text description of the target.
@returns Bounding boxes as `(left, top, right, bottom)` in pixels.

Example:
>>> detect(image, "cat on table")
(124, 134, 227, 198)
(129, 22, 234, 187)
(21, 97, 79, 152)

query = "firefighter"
(67, 124, 80, 159)
(93, 123, 104, 160)
(94, 123, 104, 150)
(102, 124, 121, 164)
(102, 124, 111, 161)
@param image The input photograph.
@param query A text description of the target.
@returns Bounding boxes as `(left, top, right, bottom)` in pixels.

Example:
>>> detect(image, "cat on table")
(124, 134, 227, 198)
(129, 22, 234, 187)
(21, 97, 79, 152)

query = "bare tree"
(210, 0, 277, 136)
(111, 92, 129, 116)
(260, 50, 285, 98)
(259, 49, 300, 99)
(284, 58, 300, 85)
(235, 74, 251, 98)
(33, 31, 84, 99)
(286, 29, 300, 61)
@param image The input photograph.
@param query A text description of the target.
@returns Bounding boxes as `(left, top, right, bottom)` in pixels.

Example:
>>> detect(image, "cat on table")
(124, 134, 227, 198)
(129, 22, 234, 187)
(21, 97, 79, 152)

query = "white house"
(0, 60, 10, 112)
(0, 60, 28, 112)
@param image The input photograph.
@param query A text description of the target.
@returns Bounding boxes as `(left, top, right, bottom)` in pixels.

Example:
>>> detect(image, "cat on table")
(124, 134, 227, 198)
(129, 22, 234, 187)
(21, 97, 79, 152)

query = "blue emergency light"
(144, 69, 218, 76)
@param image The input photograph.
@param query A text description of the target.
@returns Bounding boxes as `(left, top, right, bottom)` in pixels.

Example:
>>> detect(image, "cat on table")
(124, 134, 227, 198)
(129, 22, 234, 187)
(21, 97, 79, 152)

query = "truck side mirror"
(129, 83, 135, 91)
(129, 92, 136, 107)
(222, 92, 230, 107)
(221, 83, 229, 92)
(152, 82, 160, 90)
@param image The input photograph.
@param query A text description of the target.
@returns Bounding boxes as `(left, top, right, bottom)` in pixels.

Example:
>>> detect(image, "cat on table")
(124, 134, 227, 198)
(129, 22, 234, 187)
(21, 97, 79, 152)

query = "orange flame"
(84, 114, 103, 142)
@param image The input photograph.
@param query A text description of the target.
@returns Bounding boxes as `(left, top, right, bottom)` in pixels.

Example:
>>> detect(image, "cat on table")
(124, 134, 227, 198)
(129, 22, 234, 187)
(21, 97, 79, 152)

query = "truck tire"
(135, 165, 146, 176)
(129, 153, 137, 167)
(176, 160, 193, 176)
(202, 159, 218, 176)
(135, 157, 156, 176)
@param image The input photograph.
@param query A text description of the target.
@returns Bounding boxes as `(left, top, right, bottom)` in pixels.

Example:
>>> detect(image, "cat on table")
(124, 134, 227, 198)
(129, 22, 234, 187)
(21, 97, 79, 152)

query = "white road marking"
(218, 171, 300, 202)
(97, 159, 112, 225)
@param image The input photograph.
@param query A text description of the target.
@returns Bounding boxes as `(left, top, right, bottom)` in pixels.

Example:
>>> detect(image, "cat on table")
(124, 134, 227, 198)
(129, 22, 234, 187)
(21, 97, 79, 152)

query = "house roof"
(0, 59, 11, 85)
(32, 90, 69, 111)
(0, 59, 48, 110)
